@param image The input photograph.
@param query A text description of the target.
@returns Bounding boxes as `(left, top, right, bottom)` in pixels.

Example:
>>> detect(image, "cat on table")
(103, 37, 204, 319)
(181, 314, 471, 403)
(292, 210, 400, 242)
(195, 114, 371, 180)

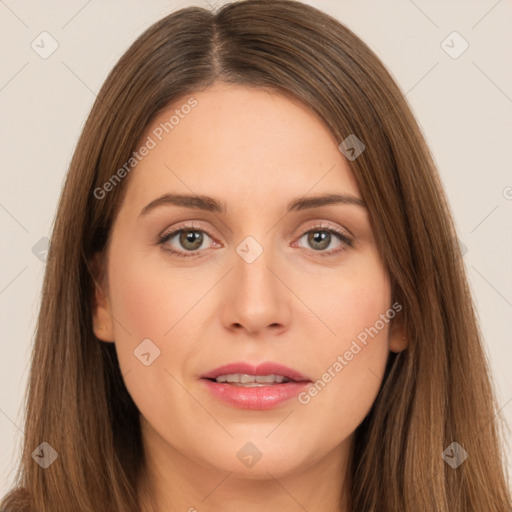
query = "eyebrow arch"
(287, 193, 366, 211)
(139, 192, 366, 216)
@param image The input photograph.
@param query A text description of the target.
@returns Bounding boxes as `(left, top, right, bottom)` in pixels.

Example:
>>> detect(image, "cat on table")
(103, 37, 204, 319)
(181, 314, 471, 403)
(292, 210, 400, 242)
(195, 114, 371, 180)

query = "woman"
(2, 1, 511, 510)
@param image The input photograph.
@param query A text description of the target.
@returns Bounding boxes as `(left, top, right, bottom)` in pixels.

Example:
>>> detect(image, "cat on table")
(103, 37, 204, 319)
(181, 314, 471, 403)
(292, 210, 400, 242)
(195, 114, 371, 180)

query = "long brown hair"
(2, 1, 510, 510)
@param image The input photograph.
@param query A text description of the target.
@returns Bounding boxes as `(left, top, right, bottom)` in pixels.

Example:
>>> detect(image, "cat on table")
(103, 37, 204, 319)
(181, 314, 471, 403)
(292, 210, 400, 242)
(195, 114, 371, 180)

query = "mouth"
(206, 373, 294, 386)
(200, 362, 311, 410)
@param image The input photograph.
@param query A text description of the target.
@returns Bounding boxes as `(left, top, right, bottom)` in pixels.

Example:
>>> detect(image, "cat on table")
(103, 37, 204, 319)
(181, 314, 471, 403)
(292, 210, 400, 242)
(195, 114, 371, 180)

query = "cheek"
(105, 249, 206, 427)
(297, 255, 392, 430)
(106, 245, 212, 386)
(107, 246, 207, 344)
(297, 325, 390, 450)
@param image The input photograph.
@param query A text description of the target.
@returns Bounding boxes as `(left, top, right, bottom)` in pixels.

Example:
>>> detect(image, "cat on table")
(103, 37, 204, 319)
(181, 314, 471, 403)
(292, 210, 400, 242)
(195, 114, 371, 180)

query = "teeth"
(215, 373, 290, 385)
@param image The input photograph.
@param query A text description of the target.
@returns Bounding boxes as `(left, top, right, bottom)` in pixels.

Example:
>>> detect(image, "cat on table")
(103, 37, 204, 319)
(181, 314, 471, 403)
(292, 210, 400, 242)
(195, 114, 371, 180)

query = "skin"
(92, 82, 407, 512)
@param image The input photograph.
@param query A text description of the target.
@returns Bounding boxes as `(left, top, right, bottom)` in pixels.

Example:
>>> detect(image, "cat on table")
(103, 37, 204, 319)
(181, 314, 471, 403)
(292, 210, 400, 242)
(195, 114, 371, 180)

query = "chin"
(198, 441, 315, 480)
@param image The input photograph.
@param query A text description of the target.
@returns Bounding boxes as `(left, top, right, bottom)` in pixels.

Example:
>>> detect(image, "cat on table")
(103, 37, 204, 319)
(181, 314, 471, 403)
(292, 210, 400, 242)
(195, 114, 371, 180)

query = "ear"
(388, 303, 408, 353)
(90, 253, 115, 343)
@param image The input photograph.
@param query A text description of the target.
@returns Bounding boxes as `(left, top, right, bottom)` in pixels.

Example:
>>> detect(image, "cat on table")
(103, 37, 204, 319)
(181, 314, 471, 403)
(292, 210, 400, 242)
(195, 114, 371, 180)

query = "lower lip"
(201, 379, 310, 410)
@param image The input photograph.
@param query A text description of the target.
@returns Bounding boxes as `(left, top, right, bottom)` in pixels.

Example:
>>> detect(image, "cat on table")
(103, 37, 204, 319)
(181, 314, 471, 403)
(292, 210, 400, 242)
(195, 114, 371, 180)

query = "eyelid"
(296, 219, 353, 239)
(159, 220, 215, 239)
(158, 220, 218, 251)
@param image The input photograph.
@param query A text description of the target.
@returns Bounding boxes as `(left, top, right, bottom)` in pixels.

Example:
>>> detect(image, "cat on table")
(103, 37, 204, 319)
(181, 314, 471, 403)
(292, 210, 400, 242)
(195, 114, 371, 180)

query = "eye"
(158, 223, 216, 258)
(295, 225, 353, 256)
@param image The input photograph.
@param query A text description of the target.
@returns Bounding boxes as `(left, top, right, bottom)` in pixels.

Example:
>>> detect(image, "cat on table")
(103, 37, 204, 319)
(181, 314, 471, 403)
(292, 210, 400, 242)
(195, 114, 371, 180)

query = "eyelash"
(157, 222, 354, 258)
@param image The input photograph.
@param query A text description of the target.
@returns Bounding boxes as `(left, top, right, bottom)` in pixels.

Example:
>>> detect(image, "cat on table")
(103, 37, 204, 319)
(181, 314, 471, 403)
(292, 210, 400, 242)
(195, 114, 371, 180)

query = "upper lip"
(201, 362, 311, 382)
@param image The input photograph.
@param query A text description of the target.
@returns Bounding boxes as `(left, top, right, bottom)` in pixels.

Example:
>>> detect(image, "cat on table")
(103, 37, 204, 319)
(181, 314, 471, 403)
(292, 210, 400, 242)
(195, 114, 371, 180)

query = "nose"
(220, 239, 291, 336)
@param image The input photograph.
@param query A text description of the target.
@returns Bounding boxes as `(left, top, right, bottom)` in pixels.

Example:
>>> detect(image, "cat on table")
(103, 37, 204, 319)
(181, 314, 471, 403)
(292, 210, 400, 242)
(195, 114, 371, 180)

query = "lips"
(200, 361, 312, 410)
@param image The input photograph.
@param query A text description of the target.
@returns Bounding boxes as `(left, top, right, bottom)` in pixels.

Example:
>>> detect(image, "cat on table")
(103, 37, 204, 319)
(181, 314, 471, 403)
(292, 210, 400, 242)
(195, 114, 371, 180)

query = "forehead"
(121, 82, 361, 213)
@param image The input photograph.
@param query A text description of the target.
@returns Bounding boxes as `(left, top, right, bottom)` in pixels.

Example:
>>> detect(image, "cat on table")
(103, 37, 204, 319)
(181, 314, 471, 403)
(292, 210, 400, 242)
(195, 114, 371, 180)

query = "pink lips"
(200, 361, 311, 410)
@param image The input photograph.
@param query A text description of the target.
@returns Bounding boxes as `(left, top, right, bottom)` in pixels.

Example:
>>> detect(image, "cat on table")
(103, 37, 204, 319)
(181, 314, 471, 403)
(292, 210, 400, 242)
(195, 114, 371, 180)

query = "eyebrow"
(139, 192, 366, 216)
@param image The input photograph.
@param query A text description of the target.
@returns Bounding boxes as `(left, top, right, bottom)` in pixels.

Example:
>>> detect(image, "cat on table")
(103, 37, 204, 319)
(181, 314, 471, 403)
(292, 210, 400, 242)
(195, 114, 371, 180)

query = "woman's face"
(93, 82, 405, 480)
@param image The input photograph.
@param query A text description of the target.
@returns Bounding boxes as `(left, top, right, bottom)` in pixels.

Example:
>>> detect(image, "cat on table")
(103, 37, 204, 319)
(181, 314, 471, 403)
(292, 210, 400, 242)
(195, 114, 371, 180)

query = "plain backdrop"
(1, 0, 511, 496)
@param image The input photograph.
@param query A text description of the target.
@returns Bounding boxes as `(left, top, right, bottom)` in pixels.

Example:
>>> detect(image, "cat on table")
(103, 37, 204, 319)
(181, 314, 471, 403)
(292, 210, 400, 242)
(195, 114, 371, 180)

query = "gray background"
(1, 0, 511, 494)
